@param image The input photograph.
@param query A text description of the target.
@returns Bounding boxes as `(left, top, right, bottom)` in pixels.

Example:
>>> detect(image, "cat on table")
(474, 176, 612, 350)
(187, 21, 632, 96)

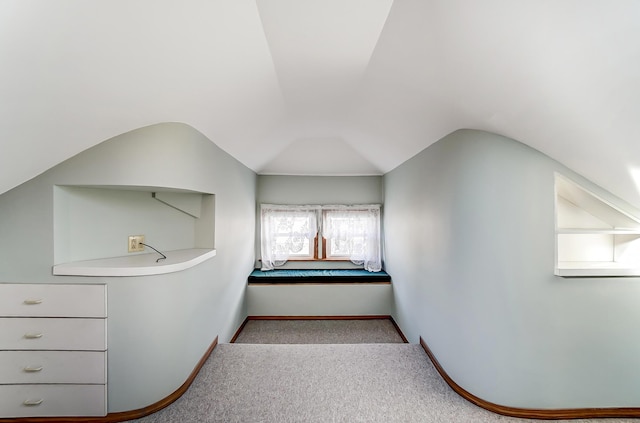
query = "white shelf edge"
(556, 261, 640, 277)
(557, 228, 640, 235)
(53, 248, 216, 277)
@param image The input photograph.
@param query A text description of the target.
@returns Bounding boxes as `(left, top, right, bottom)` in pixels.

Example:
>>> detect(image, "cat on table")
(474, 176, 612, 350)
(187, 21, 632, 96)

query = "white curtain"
(322, 205, 382, 272)
(260, 204, 318, 270)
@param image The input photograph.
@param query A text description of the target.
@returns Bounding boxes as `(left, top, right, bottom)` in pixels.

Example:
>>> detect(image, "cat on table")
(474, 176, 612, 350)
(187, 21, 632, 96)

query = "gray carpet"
(128, 343, 638, 423)
(128, 321, 637, 422)
(233, 319, 405, 344)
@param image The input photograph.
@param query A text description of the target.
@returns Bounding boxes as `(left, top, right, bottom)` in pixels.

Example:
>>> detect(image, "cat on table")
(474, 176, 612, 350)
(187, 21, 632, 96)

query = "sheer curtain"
(323, 205, 382, 272)
(260, 204, 318, 270)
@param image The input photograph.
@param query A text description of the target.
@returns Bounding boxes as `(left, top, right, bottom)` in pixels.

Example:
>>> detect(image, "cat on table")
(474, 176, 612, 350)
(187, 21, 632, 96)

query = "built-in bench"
(248, 269, 391, 284)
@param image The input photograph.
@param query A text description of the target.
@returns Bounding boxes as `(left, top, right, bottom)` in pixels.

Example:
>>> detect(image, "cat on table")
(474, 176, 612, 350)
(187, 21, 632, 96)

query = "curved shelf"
(557, 228, 640, 235)
(555, 261, 640, 277)
(52, 248, 216, 277)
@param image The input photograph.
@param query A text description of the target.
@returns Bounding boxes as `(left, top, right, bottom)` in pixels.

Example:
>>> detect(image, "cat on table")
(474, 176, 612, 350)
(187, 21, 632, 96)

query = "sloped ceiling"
(1, 1, 640, 207)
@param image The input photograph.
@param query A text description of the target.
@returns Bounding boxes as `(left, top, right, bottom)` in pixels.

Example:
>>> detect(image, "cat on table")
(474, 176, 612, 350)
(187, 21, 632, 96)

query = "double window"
(260, 204, 382, 272)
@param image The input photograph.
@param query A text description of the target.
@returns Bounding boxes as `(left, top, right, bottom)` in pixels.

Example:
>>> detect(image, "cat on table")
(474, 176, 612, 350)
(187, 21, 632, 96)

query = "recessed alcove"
(52, 185, 215, 276)
(555, 174, 640, 277)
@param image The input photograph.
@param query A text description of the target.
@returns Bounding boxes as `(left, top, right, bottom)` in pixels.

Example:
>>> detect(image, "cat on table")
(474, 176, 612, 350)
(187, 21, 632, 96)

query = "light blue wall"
(247, 284, 393, 316)
(257, 175, 383, 205)
(0, 122, 256, 412)
(384, 129, 640, 409)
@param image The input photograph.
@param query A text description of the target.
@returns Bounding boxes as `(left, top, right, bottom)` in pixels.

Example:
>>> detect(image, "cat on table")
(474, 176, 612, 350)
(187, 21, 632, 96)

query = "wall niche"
(53, 185, 215, 276)
(555, 174, 640, 277)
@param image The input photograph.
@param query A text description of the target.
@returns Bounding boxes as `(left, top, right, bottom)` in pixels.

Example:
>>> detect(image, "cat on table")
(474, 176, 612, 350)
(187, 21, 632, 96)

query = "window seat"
(248, 269, 391, 284)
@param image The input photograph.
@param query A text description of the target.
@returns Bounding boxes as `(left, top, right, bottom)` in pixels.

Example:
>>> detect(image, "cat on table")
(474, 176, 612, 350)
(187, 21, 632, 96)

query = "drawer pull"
(23, 365, 44, 372)
(23, 399, 44, 406)
(23, 333, 44, 339)
(23, 299, 43, 305)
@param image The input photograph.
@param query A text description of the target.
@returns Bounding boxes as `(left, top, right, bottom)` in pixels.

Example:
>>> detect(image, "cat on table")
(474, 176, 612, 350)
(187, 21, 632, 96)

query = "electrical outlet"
(128, 235, 145, 252)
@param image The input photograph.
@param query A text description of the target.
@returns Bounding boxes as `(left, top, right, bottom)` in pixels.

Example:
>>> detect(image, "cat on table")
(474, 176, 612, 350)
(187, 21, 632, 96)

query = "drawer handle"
(23, 333, 44, 339)
(23, 365, 43, 372)
(23, 299, 43, 305)
(23, 399, 44, 406)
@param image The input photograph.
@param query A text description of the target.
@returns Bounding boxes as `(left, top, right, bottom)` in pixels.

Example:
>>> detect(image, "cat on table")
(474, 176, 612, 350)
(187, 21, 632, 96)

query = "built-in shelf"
(53, 248, 216, 277)
(556, 261, 640, 277)
(555, 174, 640, 277)
(557, 228, 640, 235)
(53, 185, 216, 277)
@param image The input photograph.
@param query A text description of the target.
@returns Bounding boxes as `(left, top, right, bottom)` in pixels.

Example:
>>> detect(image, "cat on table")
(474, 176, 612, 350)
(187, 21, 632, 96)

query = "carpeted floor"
(127, 320, 639, 423)
(233, 318, 405, 344)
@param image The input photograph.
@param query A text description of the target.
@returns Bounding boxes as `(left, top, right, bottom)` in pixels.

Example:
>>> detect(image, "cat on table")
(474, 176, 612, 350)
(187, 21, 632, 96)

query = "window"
(260, 204, 382, 272)
(323, 209, 372, 259)
(260, 205, 318, 269)
(270, 212, 316, 259)
(323, 206, 382, 271)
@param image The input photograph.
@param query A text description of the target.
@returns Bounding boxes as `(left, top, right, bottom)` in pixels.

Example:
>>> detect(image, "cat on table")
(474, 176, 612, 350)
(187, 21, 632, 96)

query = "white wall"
(384, 129, 640, 409)
(0, 123, 256, 412)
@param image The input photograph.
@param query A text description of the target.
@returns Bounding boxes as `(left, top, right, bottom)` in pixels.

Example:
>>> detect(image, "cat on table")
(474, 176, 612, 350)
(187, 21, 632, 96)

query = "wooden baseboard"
(0, 336, 218, 423)
(419, 336, 640, 420)
(388, 316, 408, 343)
(229, 317, 250, 343)
(231, 315, 408, 343)
(247, 314, 394, 320)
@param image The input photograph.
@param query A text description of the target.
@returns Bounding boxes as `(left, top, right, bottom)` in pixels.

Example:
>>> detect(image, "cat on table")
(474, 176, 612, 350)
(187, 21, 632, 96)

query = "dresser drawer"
(0, 318, 106, 351)
(0, 284, 106, 318)
(0, 384, 106, 417)
(0, 351, 105, 384)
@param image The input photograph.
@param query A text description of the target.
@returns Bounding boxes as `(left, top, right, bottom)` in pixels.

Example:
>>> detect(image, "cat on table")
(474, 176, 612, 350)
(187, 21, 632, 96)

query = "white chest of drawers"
(0, 283, 107, 418)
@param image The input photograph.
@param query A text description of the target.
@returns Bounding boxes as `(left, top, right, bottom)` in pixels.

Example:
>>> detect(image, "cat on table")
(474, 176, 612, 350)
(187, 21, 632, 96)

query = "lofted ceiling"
(1, 0, 640, 207)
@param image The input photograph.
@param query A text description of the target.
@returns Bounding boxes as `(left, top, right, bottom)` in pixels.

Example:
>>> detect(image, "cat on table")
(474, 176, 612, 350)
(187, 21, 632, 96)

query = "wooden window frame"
(286, 235, 351, 261)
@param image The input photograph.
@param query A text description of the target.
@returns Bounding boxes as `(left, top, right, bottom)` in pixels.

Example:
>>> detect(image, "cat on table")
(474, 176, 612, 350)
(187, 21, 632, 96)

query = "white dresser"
(0, 283, 107, 418)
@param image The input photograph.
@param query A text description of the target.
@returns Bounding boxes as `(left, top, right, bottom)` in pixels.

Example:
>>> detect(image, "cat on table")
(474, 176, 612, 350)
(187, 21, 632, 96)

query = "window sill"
(285, 258, 351, 262)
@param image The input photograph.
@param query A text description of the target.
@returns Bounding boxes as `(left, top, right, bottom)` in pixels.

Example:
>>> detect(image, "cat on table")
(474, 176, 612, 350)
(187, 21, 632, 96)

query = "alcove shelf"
(53, 185, 215, 277)
(53, 248, 216, 276)
(555, 174, 640, 277)
(555, 260, 640, 277)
